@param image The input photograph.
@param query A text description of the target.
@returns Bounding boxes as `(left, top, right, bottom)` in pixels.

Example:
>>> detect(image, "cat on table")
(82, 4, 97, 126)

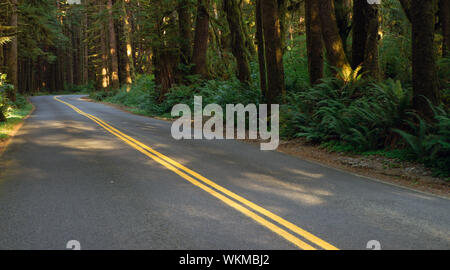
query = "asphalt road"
(0, 95, 449, 250)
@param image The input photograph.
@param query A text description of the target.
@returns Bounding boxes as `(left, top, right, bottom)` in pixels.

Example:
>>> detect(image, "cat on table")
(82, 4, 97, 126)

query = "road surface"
(0, 95, 449, 250)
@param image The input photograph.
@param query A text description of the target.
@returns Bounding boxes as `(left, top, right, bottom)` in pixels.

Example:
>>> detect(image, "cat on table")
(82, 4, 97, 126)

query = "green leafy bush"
(393, 103, 450, 178)
(281, 78, 412, 151)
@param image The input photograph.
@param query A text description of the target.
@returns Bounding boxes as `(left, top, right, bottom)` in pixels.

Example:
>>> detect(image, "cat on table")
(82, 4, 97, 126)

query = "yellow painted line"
(54, 96, 339, 250)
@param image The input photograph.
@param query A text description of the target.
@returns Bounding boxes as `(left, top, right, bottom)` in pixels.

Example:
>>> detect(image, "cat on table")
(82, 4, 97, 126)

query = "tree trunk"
(277, 0, 287, 52)
(334, 0, 352, 55)
(192, 0, 210, 78)
(256, 0, 268, 99)
(260, 0, 286, 104)
(363, 3, 380, 79)
(0, 111, 6, 122)
(353, 1, 380, 78)
(100, 24, 110, 90)
(352, 0, 367, 69)
(122, 0, 135, 91)
(305, 0, 324, 85)
(107, 0, 120, 90)
(223, 0, 251, 84)
(411, 0, 440, 118)
(7, 0, 18, 102)
(178, 0, 193, 66)
(440, 0, 450, 57)
(318, 0, 351, 77)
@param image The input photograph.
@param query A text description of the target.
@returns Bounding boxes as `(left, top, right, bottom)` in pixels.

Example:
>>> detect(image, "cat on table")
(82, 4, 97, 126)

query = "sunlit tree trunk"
(318, 0, 351, 77)
(100, 24, 110, 90)
(305, 0, 324, 85)
(334, 0, 352, 55)
(122, 0, 135, 91)
(107, 0, 120, 90)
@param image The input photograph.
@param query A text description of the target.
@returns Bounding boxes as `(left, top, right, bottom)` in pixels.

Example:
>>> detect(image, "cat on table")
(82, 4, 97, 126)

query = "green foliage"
(379, 0, 412, 83)
(63, 82, 95, 94)
(437, 57, 450, 107)
(281, 78, 412, 152)
(393, 103, 450, 178)
(284, 35, 310, 92)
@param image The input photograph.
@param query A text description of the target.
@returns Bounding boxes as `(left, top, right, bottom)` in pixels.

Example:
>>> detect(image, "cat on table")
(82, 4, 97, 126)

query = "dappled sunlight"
(285, 168, 323, 179)
(36, 135, 118, 151)
(36, 120, 97, 132)
(236, 172, 331, 206)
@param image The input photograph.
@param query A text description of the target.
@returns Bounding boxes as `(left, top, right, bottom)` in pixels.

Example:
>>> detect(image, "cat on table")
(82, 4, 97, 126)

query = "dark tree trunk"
(256, 0, 268, 99)
(364, 3, 380, 79)
(223, 0, 251, 83)
(440, 0, 450, 57)
(178, 0, 193, 66)
(305, 0, 324, 85)
(352, 1, 381, 78)
(352, 0, 368, 69)
(411, 0, 440, 118)
(260, 0, 286, 104)
(192, 0, 210, 78)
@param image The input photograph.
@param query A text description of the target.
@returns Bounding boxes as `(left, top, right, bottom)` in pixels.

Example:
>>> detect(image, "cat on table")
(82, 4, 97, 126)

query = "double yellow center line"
(54, 96, 339, 250)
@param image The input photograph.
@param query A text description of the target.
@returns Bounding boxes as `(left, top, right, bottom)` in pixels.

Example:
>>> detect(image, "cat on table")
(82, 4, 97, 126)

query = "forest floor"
(84, 97, 450, 199)
(0, 102, 34, 156)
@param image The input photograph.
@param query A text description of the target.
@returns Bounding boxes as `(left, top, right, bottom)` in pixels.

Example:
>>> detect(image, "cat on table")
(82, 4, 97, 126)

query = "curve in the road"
(54, 96, 339, 250)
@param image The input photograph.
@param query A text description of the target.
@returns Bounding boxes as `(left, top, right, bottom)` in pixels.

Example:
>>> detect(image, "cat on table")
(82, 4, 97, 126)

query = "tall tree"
(259, 0, 286, 104)
(7, 0, 18, 102)
(352, 0, 380, 78)
(192, 0, 210, 78)
(122, 0, 136, 91)
(107, 0, 120, 90)
(255, 0, 268, 99)
(440, 0, 450, 57)
(305, 0, 324, 85)
(178, 0, 193, 66)
(411, 0, 440, 118)
(334, 0, 352, 54)
(223, 0, 251, 84)
(318, 0, 351, 77)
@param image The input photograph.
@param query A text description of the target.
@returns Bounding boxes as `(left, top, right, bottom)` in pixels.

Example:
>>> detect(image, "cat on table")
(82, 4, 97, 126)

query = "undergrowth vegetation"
(89, 52, 450, 180)
(0, 78, 32, 140)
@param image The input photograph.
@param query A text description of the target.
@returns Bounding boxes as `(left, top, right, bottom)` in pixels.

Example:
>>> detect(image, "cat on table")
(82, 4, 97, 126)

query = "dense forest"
(0, 0, 449, 178)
